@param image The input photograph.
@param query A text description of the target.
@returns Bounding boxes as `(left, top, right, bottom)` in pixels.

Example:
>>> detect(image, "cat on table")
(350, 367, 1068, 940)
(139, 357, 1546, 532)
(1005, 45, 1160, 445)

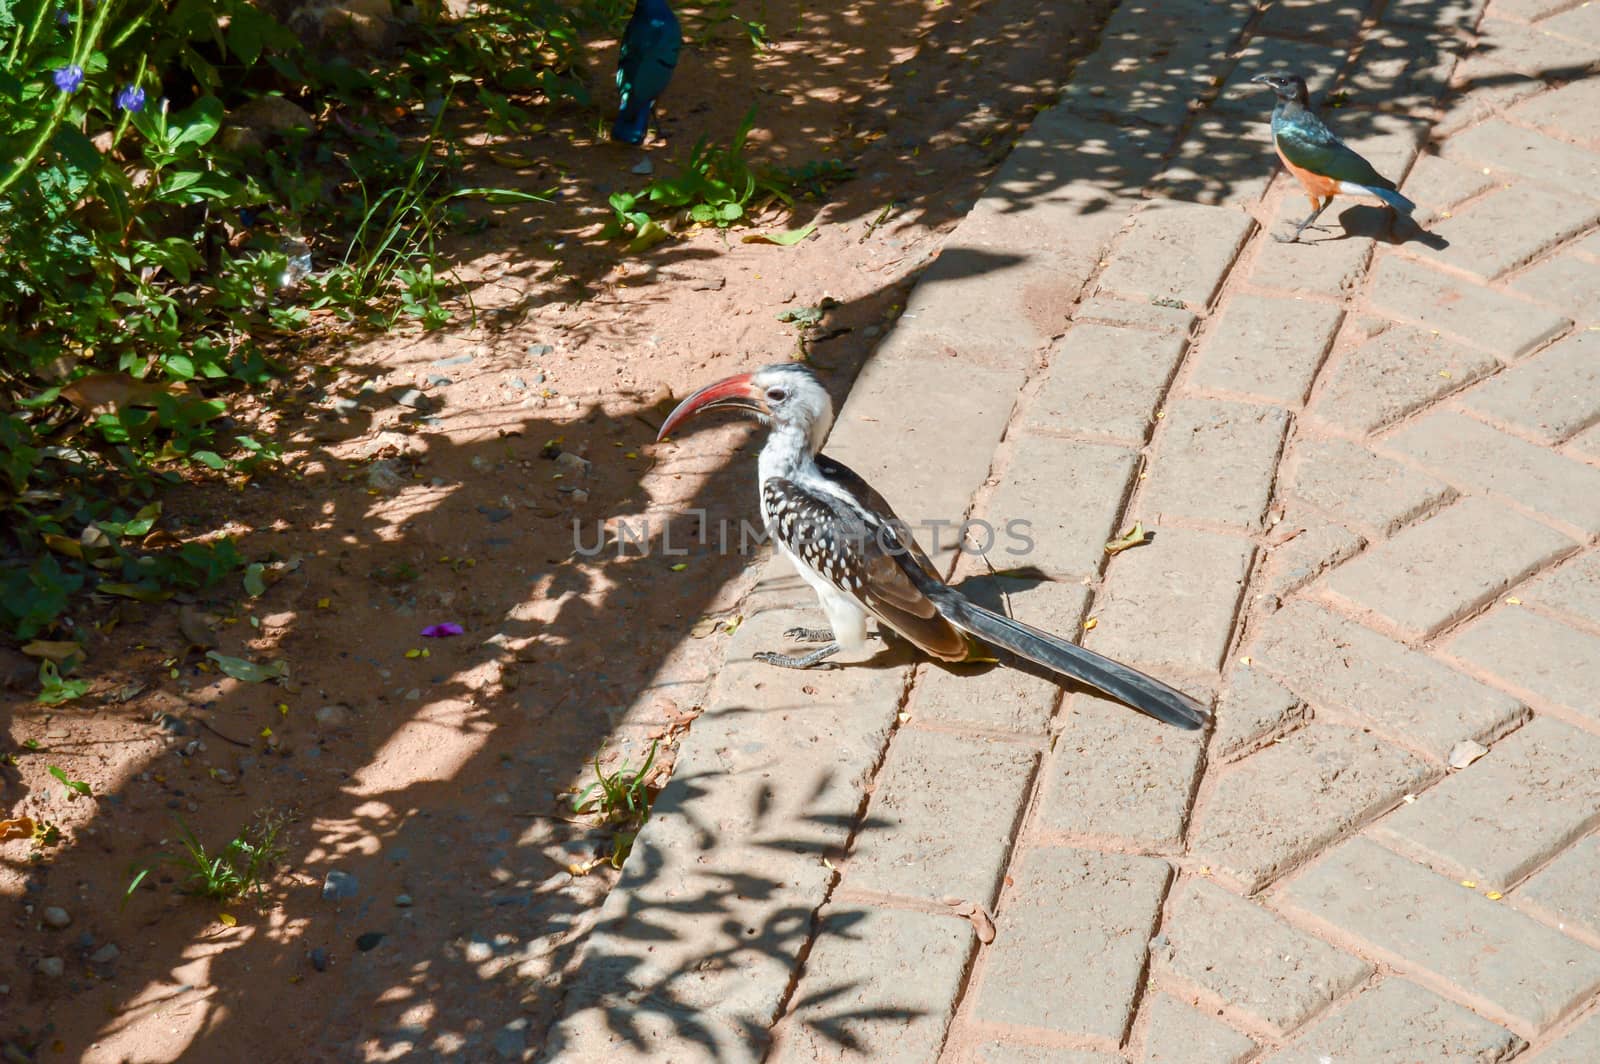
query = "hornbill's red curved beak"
(656, 372, 766, 441)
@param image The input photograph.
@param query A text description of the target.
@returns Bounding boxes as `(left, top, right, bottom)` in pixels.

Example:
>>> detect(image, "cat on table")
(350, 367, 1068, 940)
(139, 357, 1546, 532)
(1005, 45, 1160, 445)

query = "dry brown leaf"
(0, 816, 36, 842)
(21, 640, 82, 663)
(59, 372, 186, 416)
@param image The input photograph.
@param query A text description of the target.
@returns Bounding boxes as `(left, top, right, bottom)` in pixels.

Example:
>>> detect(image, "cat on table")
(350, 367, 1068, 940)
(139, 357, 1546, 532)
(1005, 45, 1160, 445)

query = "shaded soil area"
(1, 0, 1113, 1059)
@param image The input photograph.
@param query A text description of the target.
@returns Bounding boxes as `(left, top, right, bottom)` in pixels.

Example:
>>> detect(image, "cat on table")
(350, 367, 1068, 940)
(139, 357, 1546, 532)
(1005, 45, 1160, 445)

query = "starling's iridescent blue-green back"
(614, 0, 682, 145)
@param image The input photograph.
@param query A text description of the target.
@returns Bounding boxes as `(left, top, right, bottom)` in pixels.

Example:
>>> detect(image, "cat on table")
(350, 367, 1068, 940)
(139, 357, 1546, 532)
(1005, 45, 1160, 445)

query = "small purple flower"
(52, 65, 84, 94)
(420, 623, 464, 638)
(116, 85, 146, 113)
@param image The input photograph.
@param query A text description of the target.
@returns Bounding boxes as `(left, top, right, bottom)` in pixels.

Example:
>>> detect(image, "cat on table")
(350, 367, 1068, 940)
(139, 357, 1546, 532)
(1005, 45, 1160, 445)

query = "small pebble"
(526, 343, 552, 357)
(425, 375, 452, 387)
(35, 957, 64, 978)
(630, 157, 654, 175)
(432, 353, 474, 367)
(394, 894, 414, 907)
(322, 869, 360, 901)
(395, 388, 430, 411)
(464, 938, 494, 963)
(90, 944, 120, 965)
(309, 947, 329, 972)
(355, 932, 386, 952)
(314, 704, 354, 729)
(42, 906, 71, 929)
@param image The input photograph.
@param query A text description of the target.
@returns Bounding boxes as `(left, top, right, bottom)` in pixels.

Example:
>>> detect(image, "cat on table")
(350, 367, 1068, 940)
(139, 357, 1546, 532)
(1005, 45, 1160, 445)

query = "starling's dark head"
(1250, 72, 1310, 105)
(657, 362, 834, 453)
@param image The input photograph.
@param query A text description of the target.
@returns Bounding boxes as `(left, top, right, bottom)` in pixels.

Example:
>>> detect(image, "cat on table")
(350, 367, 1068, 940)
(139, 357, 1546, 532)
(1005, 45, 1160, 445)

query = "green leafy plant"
(604, 109, 850, 251)
(572, 739, 661, 868)
(47, 764, 92, 797)
(125, 811, 289, 905)
(36, 659, 91, 705)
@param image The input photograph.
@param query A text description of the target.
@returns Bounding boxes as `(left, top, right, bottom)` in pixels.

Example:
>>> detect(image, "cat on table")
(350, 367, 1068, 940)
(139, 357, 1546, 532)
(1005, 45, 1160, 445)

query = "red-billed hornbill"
(657, 363, 1209, 730)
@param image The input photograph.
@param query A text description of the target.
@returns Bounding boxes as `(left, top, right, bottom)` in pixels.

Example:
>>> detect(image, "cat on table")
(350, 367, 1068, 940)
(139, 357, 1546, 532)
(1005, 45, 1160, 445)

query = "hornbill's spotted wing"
(762, 456, 967, 660)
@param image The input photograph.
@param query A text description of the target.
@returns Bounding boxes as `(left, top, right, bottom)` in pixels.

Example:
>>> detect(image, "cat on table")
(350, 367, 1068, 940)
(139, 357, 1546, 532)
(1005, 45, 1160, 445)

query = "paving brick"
(1448, 606, 1600, 724)
(1443, 119, 1600, 201)
(1344, 25, 1462, 112)
(542, 1001, 759, 1064)
(1140, 399, 1290, 531)
(1151, 115, 1275, 208)
(1522, 549, 1600, 625)
(1256, 508, 1366, 600)
(1021, 324, 1188, 442)
(1257, 0, 1367, 39)
(1529, 1010, 1600, 1064)
(1571, 420, 1600, 464)
(1401, 153, 1496, 215)
(1248, 601, 1524, 759)
(1384, 0, 1488, 30)
(1214, 38, 1349, 113)
(1074, 295, 1197, 335)
(1474, 16, 1600, 74)
(1087, 527, 1253, 674)
(848, 728, 1038, 906)
(1545, 1, 1600, 43)
(1432, 57, 1544, 140)
(1190, 295, 1344, 405)
(974, 1045, 1120, 1064)
(908, 577, 1086, 735)
(1367, 256, 1570, 358)
(772, 905, 973, 1064)
(1312, 323, 1501, 434)
(1248, 213, 1375, 297)
(1141, 993, 1256, 1064)
(1287, 437, 1454, 535)
(1388, 411, 1600, 534)
(1324, 497, 1573, 639)
(1040, 690, 1208, 848)
(1418, 182, 1600, 279)
(1265, 978, 1526, 1064)
(1160, 878, 1372, 1033)
(1511, 77, 1600, 147)
(984, 436, 1139, 580)
(1280, 837, 1600, 1032)
(1191, 723, 1432, 891)
(1464, 331, 1600, 444)
(1214, 664, 1307, 760)
(1487, 0, 1582, 19)
(1097, 205, 1255, 309)
(974, 848, 1171, 1039)
(1520, 836, 1600, 942)
(1510, 251, 1600, 323)
(1060, 0, 1252, 128)
(828, 355, 1025, 567)
(1373, 717, 1600, 890)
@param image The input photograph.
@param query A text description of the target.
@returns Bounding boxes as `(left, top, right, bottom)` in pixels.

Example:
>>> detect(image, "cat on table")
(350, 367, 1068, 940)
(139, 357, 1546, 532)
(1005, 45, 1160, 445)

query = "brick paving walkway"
(541, 0, 1600, 1059)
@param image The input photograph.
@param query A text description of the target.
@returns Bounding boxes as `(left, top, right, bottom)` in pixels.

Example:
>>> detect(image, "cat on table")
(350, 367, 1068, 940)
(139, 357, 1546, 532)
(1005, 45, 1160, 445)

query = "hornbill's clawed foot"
(783, 626, 835, 643)
(754, 643, 841, 669)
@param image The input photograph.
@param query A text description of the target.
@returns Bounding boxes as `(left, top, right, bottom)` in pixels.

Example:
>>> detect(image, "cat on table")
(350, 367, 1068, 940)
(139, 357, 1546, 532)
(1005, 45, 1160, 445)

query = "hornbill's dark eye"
(766, 388, 787, 403)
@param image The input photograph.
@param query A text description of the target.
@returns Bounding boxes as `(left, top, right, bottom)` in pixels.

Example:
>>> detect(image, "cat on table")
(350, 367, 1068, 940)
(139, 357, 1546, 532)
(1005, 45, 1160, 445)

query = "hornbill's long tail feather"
(933, 592, 1209, 730)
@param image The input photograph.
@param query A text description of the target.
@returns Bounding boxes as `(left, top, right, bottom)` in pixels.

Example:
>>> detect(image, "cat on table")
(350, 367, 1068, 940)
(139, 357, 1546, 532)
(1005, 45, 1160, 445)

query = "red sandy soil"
(1, 1, 1110, 1059)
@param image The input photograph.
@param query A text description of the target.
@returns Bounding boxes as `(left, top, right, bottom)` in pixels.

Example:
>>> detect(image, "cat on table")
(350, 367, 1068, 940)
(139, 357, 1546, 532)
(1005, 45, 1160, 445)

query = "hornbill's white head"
(656, 363, 834, 456)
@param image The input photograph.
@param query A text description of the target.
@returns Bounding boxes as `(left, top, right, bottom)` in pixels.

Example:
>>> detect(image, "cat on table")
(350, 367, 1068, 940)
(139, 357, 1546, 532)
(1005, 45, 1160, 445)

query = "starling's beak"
(656, 373, 767, 441)
(1250, 74, 1276, 87)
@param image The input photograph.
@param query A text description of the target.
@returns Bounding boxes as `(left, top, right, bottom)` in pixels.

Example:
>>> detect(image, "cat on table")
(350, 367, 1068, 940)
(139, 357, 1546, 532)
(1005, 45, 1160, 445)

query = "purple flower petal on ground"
(52, 65, 84, 94)
(116, 85, 146, 113)
(420, 623, 464, 638)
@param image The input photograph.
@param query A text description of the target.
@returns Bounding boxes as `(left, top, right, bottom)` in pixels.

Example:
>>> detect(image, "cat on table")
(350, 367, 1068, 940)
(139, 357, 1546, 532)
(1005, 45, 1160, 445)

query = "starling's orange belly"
(1275, 144, 1340, 199)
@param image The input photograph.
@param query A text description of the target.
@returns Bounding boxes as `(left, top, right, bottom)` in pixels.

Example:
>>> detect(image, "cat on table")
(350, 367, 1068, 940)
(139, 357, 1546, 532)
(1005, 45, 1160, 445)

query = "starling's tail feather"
(1355, 183, 1416, 214)
(935, 593, 1209, 730)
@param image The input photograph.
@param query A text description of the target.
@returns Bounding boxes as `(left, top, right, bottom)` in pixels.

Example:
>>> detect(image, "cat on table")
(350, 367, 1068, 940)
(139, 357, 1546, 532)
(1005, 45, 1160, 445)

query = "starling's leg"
(783, 626, 835, 643)
(755, 643, 841, 669)
(1275, 197, 1329, 243)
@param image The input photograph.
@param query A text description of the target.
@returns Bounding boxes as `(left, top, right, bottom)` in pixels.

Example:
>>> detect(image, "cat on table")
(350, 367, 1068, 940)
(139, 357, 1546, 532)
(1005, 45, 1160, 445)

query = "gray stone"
(771, 906, 973, 1064)
(1281, 837, 1600, 1032)
(1041, 690, 1208, 848)
(35, 956, 64, 978)
(848, 728, 1039, 906)
(1265, 978, 1524, 1063)
(1373, 717, 1600, 890)
(1323, 497, 1574, 639)
(1520, 836, 1600, 941)
(1139, 399, 1290, 531)
(1140, 993, 1256, 1064)
(1389, 411, 1600, 535)
(41, 906, 70, 929)
(1248, 601, 1525, 760)
(1190, 295, 1344, 405)
(1160, 878, 1372, 1034)
(1191, 723, 1431, 892)
(974, 849, 1170, 1040)
(322, 869, 360, 901)
(1287, 437, 1454, 536)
